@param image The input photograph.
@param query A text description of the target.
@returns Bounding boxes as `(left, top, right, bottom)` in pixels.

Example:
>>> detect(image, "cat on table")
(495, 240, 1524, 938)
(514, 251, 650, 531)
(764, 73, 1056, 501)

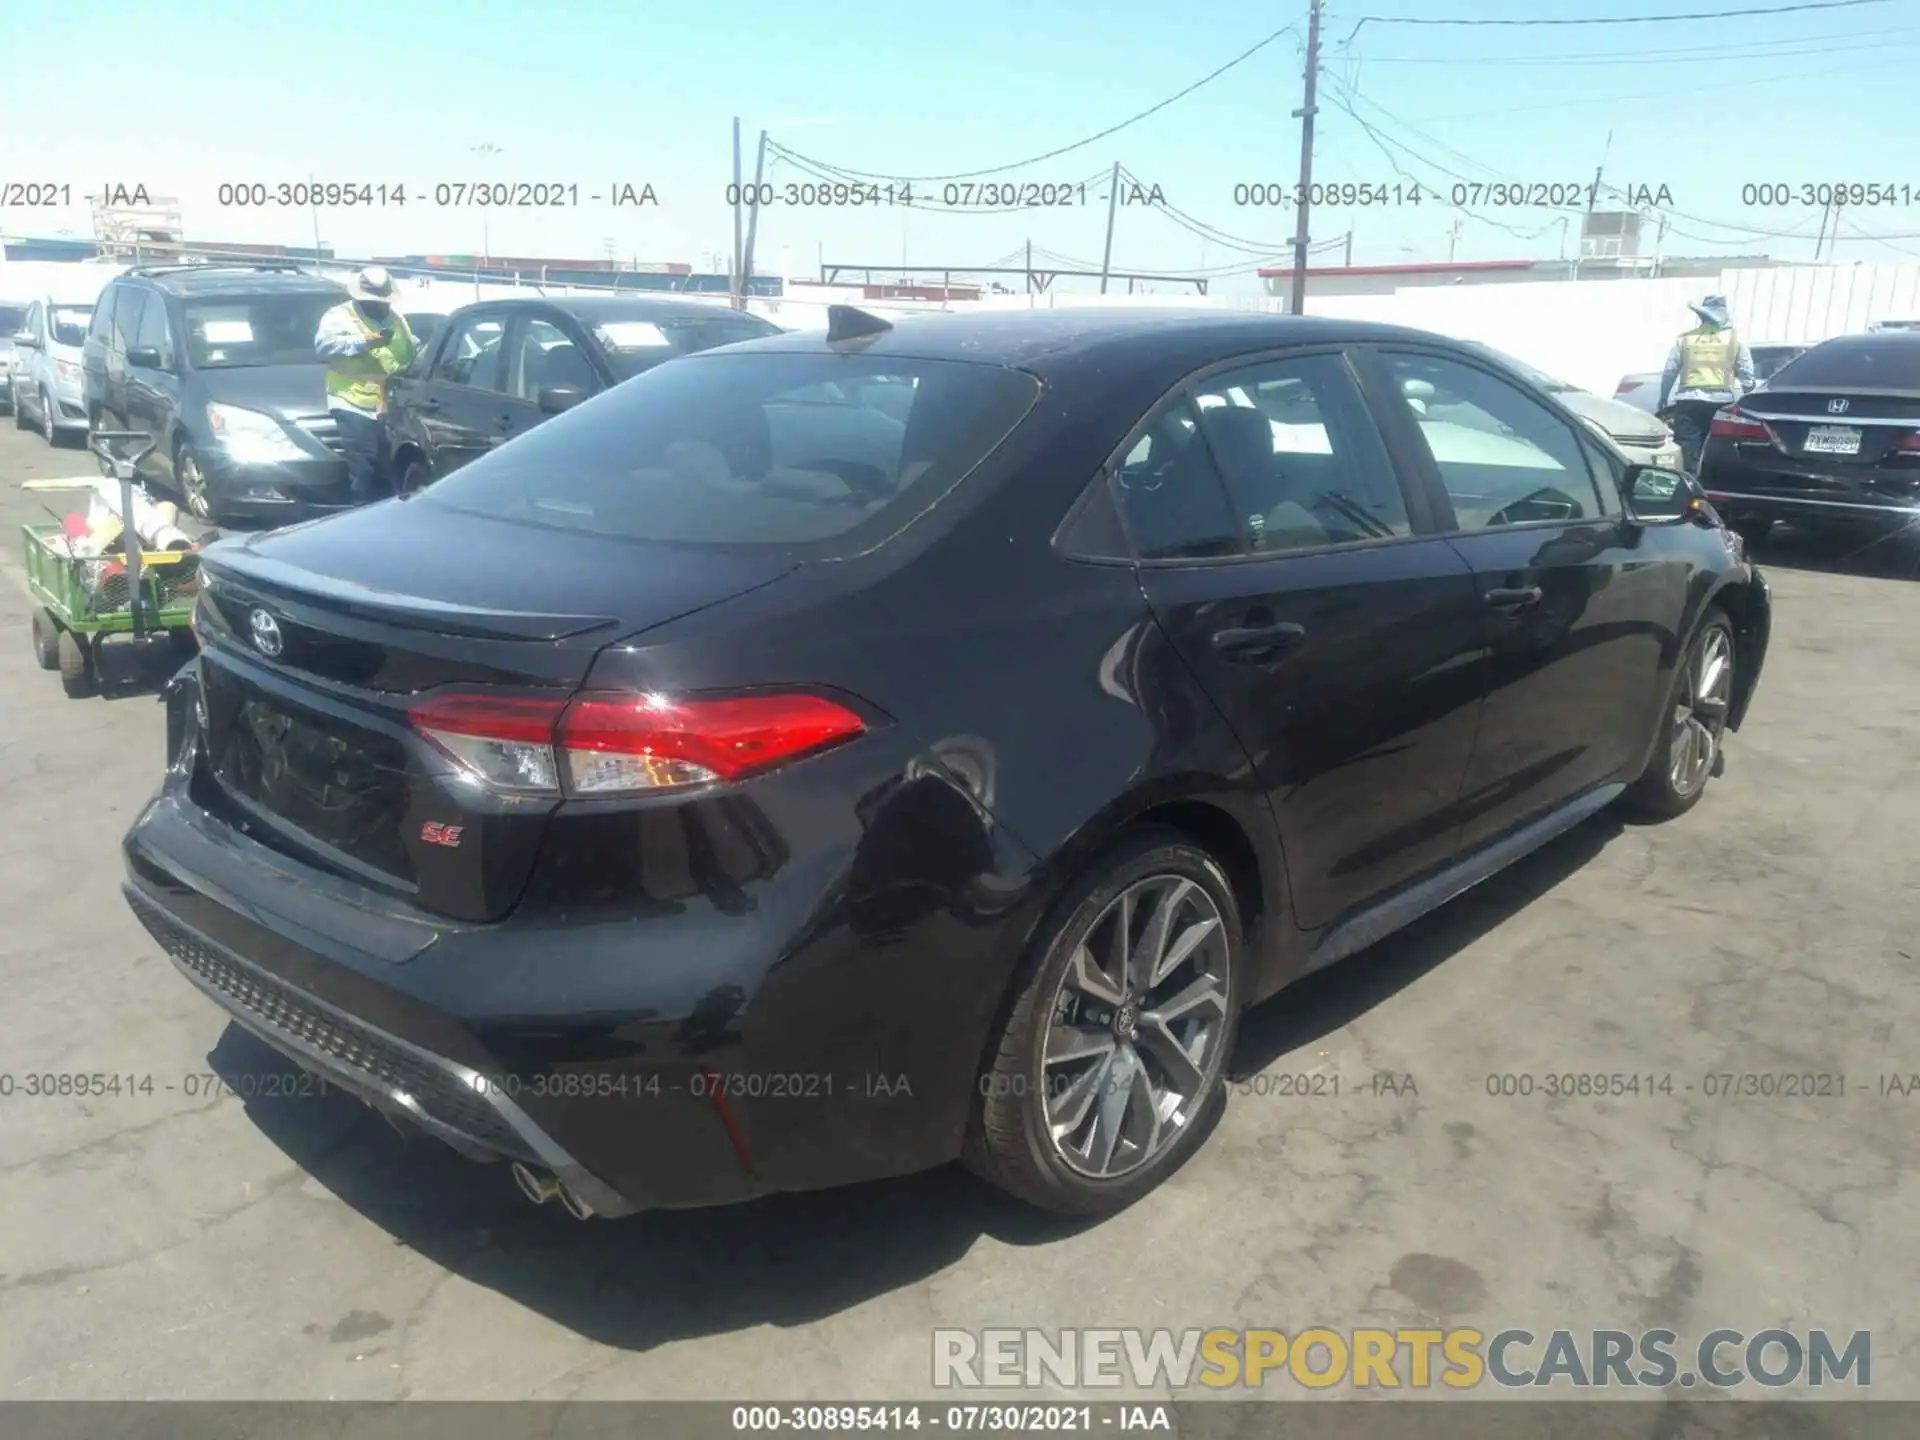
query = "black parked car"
(382, 295, 780, 494)
(82, 264, 356, 525)
(1699, 330, 1920, 542)
(124, 307, 1769, 1220)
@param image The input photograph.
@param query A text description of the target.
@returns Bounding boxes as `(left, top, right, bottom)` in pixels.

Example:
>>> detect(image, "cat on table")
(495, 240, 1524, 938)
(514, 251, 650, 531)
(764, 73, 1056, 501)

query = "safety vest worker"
(313, 266, 417, 502)
(1658, 294, 1757, 476)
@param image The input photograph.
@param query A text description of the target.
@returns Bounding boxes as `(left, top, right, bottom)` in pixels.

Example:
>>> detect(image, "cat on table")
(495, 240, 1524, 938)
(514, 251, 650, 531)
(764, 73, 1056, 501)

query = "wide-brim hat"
(348, 267, 398, 304)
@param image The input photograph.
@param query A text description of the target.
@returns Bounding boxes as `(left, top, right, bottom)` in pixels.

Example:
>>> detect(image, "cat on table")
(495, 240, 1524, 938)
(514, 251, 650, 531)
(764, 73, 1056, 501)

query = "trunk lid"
(192, 499, 797, 923)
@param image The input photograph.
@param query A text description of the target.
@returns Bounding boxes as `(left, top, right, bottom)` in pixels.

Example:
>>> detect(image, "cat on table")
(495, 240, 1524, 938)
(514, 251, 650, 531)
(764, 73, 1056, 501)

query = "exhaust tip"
(557, 1185, 596, 1221)
(512, 1161, 562, 1207)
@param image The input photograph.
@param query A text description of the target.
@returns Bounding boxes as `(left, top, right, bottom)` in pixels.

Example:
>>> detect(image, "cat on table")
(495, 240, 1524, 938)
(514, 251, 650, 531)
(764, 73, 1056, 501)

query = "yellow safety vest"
(324, 305, 416, 412)
(1678, 326, 1739, 393)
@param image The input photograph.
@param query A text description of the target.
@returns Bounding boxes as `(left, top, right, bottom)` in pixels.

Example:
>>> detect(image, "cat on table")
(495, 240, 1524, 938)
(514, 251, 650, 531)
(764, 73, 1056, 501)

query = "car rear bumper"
(1701, 486, 1920, 527)
(122, 668, 1037, 1214)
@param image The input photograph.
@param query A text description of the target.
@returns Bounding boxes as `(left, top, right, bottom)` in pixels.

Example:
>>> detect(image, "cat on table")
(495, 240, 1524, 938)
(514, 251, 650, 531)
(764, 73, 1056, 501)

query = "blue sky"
(6, 0, 1920, 295)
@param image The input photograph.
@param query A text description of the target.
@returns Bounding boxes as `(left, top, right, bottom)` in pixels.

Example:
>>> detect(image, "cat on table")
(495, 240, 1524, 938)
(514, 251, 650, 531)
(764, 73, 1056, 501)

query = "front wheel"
(11, 382, 29, 430)
(399, 458, 432, 496)
(965, 830, 1244, 1215)
(1626, 610, 1735, 819)
(176, 442, 221, 523)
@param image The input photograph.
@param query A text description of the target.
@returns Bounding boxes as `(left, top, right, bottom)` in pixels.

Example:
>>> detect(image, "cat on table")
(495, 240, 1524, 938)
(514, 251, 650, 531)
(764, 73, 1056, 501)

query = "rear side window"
(1770, 337, 1920, 388)
(419, 352, 1041, 552)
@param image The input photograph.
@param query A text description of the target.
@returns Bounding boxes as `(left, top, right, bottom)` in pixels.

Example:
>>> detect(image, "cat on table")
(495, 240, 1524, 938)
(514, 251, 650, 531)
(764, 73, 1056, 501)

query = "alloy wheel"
(1669, 626, 1734, 797)
(1042, 875, 1232, 1179)
(179, 449, 211, 520)
(42, 390, 56, 445)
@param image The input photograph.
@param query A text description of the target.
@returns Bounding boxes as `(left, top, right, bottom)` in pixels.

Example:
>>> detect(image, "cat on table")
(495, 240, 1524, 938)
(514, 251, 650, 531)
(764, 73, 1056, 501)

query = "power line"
(768, 25, 1297, 185)
(1355, 30, 1916, 63)
(1408, 50, 1916, 120)
(1341, 0, 1888, 44)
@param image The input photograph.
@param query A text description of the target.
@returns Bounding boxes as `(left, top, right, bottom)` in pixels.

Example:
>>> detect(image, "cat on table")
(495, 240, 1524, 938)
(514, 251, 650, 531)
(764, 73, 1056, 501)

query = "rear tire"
(964, 829, 1244, 1215)
(40, 388, 59, 447)
(31, 608, 60, 670)
(11, 382, 28, 430)
(57, 629, 95, 699)
(1625, 609, 1735, 820)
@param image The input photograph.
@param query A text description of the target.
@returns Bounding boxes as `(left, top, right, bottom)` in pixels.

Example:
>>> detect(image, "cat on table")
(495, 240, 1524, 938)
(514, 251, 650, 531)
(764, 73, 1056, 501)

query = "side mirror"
(1623, 464, 1704, 525)
(127, 346, 163, 370)
(537, 385, 585, 414)
(11, 329, 37, 348)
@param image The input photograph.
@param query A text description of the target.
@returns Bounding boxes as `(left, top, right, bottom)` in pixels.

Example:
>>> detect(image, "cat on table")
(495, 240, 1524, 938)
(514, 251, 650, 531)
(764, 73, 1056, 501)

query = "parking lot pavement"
(1, 419, 1917, 1402)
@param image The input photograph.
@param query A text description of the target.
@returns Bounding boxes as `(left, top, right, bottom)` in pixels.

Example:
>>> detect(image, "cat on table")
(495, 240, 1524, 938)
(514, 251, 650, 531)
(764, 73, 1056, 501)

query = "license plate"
(1804, 425, 1862, 455)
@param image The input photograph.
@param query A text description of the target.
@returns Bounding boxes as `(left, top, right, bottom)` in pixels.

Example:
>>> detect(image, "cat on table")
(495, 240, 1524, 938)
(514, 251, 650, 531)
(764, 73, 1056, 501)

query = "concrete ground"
(0, 419, 1915, 1402)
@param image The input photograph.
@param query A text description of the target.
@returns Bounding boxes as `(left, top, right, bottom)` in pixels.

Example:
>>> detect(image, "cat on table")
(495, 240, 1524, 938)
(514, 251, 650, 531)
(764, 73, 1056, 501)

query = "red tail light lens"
(1708, 406, 1770, 442)
(407, 691, 866, 797)
(1896, 431, 1920, 451)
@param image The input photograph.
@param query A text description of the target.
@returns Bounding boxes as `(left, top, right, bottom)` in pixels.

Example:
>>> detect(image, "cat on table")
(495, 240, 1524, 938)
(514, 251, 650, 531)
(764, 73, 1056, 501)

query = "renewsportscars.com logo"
(933, 1327, 1871, 1392)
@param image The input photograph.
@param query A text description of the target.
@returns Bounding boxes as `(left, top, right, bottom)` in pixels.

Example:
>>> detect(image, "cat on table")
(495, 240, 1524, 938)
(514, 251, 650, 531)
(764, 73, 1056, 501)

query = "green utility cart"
(22, 432, 200, 698)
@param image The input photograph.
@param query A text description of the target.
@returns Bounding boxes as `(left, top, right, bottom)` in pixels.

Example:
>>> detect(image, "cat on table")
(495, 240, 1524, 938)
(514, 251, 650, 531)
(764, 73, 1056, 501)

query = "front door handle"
(1210, 620, 1306, 662)
(1484, 585, 1544, 611)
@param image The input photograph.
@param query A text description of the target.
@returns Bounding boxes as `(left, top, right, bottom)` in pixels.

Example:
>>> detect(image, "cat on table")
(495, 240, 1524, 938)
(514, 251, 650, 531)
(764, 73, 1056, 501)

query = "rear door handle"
(1484, 586, 1543, 611)
(1210, 620, 1306, 662)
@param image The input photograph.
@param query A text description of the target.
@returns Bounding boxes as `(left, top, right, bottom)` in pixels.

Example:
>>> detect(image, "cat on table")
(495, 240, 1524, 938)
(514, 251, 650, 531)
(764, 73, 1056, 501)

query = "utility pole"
(1288, 0, 1323, 316)
(730, 118, 745, 307)
(740, 129, 767, 310)
(1343, 230, 1352, 267)
(1573, 130, 1609, 284)
(1099, 161, 1121, 293)
(1813, 198, 1830, 259)
(1446, 217, 1462, 262)
(1026, 238, 1033, 301)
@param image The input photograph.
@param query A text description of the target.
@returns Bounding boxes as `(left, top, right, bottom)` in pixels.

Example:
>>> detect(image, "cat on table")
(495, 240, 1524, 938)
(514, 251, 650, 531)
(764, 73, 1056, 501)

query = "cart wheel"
(31, 609, 61, 670)
(57, 630, 96, 699)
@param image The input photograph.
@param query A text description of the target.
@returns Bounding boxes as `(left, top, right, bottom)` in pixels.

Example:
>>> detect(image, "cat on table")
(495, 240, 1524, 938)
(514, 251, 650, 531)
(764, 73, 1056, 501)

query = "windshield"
(418, 351, 1041, 553)
(182, 291, 343, 369)
(50, 306, 93, 347)
(596, 314, 783, 379)
(1471, 343, 1578, 393)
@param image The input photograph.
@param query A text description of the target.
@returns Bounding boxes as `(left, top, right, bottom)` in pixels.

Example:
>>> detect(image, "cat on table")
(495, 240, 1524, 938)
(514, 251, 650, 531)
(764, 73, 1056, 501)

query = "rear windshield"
(597, 314, 782, 379)
(51, 305, 94, 346)
(182, 291, 343, 369)
(417, 351, 1042, 551)
(1769, 337, 1920, 389)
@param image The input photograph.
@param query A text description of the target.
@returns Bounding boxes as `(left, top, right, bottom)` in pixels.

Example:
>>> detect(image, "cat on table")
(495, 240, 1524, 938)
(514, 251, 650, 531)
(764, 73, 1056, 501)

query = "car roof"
(127, 268, 347, 299)
(445, 294, 779, 325)
(715, 307, 1450, 381)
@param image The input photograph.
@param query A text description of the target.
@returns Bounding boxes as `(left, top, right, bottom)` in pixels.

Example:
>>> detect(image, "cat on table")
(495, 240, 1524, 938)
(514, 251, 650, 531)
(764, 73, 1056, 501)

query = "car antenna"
(825, 305, 893, 343)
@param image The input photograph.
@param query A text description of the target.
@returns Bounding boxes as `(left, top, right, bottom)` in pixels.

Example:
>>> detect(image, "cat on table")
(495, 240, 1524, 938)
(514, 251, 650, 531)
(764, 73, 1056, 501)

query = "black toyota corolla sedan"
(1698, 329, 1920, 542)
(123, 306, 1770, 1220)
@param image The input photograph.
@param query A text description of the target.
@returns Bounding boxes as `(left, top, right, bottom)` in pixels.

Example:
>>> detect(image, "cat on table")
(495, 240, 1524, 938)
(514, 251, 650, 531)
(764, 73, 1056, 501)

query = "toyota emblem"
(1828, 398, 1850, 414)
(248, 608, 284, 657)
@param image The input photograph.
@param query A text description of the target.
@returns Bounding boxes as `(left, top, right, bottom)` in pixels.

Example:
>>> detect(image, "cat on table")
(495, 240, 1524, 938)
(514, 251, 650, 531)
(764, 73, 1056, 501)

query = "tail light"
(1708, 406, 1770, 442)
(1896, 431, 1920, 451)
(408, 690, 867, 797)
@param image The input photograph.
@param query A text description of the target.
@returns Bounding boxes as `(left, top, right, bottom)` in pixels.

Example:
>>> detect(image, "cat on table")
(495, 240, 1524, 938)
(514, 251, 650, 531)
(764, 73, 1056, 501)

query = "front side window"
(1380, 351, 1606, 530)
(418, 351, 1040, 553)
(594, 313, 781, 379)
(135, 293, 173, 365)
(110, 289, 149, 354)
(1189, 352, 1413, 553)
(434, 314, 507, 390)
(89, 287, 118, 341)
(182, 291, 341, 369)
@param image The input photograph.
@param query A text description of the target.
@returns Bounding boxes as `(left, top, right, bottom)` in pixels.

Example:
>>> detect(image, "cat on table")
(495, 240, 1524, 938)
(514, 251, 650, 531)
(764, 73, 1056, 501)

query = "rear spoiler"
(200, 547, 619, 642)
